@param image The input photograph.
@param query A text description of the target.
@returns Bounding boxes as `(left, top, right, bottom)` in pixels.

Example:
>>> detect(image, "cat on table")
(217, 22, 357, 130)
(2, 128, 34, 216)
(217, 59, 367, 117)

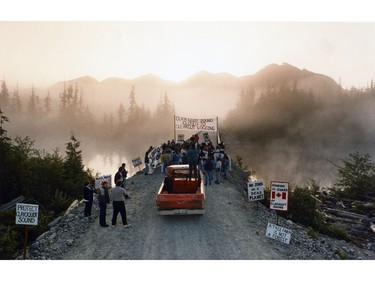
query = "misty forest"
(1, 63, 375, 258)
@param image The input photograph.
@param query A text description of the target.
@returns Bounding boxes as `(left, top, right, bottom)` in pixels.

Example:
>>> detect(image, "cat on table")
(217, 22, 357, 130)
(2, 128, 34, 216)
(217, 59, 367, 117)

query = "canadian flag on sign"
(271, 191, 287, 200)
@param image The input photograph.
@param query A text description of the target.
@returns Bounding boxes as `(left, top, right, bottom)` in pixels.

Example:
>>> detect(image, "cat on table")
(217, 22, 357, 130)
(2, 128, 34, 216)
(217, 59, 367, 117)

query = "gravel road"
(62, 167, 291, 260)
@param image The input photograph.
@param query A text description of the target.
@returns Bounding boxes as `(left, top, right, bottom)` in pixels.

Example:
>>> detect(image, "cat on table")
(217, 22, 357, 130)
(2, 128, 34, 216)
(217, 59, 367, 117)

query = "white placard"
(266, 222, 292, 244)
(270, 181, 289, 211)
(15, 203, 39, 226)
(247, 180, 264, 201)
(132, 156, 142, 167)
(177, 134, 185, 143)
(95, 175, 112, 189)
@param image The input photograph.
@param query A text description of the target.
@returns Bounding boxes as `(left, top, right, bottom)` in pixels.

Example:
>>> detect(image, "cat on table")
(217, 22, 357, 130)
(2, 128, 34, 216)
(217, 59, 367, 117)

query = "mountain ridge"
(16, 63, 341, 119)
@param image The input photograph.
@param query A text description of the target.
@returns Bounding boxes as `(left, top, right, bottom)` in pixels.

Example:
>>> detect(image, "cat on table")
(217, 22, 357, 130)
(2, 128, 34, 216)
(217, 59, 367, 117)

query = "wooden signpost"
(270, 181, 289, 225)
(15, 203, 39, 259)
(132, 157, 143, 171)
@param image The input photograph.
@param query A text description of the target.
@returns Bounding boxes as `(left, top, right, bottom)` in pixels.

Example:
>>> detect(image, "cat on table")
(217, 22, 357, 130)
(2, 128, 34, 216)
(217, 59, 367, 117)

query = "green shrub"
(288, 186, 324, 229)
(321, 223, 350, 241)
(307, 227, 318, 239)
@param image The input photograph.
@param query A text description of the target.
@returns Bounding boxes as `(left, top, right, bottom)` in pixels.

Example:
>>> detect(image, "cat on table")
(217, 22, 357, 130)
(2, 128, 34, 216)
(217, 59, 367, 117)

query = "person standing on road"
(215, 155, 222, 184)
(144, 146, 153, 175)
(111, 180, 131, 228)
(121, 163, 128, 188)
(83, 180, 95, 221)
(114, 166, 123, 186)
(222, 154, 230, 180)
(203, 155, 215, 186)
(98, 180, 110, 227)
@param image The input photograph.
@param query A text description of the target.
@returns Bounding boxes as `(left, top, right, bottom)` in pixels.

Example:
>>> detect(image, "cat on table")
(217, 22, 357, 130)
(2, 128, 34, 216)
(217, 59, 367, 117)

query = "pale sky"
(1, 1, 375, 89)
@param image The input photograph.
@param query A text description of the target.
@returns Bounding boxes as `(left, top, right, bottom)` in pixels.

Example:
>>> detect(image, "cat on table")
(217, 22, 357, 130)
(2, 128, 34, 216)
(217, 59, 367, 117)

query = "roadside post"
(269, 181, 289, 225)
(132, 156, 143, 172)
(15, 203, 39, 259)
(266, 182, 292, 244)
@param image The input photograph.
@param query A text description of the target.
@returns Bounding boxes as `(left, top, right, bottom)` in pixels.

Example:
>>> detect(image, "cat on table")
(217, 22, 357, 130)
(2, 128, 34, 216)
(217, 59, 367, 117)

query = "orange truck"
(156, 165, 206, 215)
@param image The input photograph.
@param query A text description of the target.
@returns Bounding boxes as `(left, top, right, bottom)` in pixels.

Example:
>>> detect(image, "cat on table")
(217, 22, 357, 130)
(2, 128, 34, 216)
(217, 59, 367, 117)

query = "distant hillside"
(40, 63, 340, 119)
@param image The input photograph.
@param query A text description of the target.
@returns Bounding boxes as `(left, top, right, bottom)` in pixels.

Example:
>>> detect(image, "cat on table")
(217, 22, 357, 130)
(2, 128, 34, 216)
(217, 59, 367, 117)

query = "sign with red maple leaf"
(270, 181, 289, 211)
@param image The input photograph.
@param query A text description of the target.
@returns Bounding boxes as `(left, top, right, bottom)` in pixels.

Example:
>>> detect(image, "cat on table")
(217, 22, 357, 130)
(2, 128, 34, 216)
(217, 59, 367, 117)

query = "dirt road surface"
(62, 168, 291, 260)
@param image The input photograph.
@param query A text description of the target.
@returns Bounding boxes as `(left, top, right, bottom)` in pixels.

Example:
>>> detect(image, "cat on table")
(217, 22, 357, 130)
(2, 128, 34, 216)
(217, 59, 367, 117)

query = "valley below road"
(61, 167, 291, 260)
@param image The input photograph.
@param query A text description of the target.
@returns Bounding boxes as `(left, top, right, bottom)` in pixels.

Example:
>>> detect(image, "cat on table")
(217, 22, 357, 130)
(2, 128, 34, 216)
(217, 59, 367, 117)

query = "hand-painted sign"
(132, 157, 142, 167)
(177, 134, 185, 143)
(270, 181, 289, 211)
(175, 116, 217, 132)
(95, 175, 112, 189)
(247, 180, 265, 201)
(266, 222, 292, 244)
(15, 203, 39, 226)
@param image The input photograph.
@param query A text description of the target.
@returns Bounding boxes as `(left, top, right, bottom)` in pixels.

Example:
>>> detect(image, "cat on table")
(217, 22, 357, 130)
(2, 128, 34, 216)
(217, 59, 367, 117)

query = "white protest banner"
(132, 157, 142, 167)
(270, 181, 289, 211)
(247, 180, 265, 201)
(16, 203, 39, 226)
(95, 175, 112, 189)
(148, 145, 163, 170)
(175, 116, 217, 132)
(266, 222, 292, 244)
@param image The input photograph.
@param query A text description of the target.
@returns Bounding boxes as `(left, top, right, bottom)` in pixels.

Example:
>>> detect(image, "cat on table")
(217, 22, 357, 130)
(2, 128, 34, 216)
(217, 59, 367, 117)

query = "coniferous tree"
(11, 84, 22, 112)
(0, 81, 10, 109)
(63, 134, 88, 199)
(127, 85, 138, 124)
(117, 102, 126, 125)
(28, 86, 37, 116)
(43, 92, 51, 114)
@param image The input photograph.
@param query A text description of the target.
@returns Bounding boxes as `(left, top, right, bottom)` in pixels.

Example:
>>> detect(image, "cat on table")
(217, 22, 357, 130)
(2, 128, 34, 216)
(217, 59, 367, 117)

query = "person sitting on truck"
(163, 166, 174, 193)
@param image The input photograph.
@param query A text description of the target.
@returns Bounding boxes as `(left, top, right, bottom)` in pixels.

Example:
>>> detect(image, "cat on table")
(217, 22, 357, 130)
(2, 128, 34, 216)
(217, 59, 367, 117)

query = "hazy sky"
(1, 1, 375, 89)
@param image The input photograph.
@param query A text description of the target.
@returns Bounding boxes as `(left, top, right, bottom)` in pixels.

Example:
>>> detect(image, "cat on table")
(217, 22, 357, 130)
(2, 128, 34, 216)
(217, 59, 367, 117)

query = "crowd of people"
(82, 162, 131, 228)
(144, 133, 230, 186)
(81, 134, 230, 228)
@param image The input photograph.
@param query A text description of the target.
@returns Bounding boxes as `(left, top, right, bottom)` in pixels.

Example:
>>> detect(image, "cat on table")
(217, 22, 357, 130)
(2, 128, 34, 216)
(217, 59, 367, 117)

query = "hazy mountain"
(42, 63, 340, 119)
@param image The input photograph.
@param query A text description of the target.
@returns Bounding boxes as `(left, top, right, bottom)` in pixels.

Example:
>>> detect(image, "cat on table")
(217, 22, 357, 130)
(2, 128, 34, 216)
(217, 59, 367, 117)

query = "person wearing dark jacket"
(83, 180, 95, 221)
(98, 181, 110, 227)
(144, 146, 153, 175)
(114, 166, 123, 186)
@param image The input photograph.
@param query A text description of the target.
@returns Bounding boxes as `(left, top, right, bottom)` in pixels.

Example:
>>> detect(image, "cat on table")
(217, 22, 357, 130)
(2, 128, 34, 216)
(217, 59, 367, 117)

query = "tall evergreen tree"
(117, 102, 126, 125)
(11, 84, 22, 112)
(0, 80, 10, 109)
(128, 85, 138, 123)
(63, 134, 87, 199)
(43, 92, 51, 114)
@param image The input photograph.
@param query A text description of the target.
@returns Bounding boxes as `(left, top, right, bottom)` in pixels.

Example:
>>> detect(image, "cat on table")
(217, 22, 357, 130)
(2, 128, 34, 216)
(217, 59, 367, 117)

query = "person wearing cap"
(98, 180, 110, 227)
